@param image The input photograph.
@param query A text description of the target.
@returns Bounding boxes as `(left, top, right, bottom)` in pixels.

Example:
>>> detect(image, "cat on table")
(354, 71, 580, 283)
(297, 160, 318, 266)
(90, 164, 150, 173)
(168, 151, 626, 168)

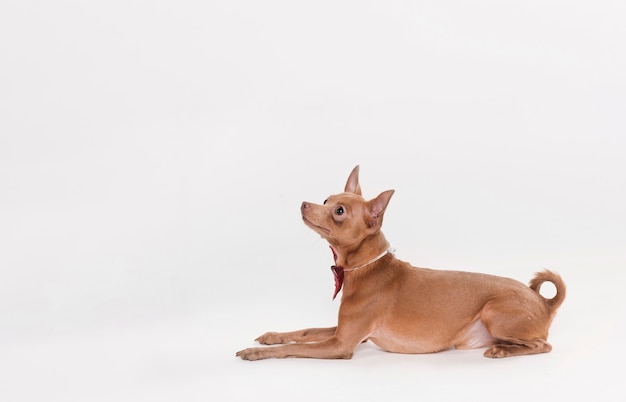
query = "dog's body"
(237, 166, 565, 360)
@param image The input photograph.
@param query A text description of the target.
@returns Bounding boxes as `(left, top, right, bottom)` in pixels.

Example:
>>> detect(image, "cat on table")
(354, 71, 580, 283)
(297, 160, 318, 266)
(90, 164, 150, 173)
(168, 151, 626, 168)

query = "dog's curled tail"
(529, 270, 566, 314)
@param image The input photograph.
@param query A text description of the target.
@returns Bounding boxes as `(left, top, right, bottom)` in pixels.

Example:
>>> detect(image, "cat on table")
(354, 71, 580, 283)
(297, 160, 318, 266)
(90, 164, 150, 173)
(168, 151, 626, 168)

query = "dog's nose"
(301, 202, 309, 210)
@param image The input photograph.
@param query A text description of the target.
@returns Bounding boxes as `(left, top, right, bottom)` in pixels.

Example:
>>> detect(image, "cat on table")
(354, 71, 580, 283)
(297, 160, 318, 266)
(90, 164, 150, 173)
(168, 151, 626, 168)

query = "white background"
(1, 1, 625, 401)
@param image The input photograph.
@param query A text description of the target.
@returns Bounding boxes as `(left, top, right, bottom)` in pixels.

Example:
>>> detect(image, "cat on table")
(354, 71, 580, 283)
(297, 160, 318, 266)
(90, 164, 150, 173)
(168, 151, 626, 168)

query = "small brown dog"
(237, 166, 565, 360)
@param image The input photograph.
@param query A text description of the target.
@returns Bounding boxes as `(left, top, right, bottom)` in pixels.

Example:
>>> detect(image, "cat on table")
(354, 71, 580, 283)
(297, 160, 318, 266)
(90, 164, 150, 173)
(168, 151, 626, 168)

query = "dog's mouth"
(302, 216, 330, 234)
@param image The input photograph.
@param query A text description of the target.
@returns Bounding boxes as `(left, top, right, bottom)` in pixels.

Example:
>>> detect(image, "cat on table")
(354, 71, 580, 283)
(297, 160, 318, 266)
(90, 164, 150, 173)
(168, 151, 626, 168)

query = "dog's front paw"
(236, 347, 268, 361)
(255, 332, 285, 345)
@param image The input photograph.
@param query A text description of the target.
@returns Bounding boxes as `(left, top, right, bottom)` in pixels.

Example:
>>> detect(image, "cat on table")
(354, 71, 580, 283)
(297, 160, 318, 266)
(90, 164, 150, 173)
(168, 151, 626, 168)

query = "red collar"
(331, 265, 344, 300)
(329, 246, 393, 300)
(330, 246, 342, 300)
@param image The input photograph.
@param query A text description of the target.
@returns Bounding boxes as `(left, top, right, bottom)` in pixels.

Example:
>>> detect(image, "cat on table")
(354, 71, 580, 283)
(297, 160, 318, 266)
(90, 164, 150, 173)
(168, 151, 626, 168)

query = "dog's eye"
(323, 198, 328, 205)
(335, 206, 344, 215)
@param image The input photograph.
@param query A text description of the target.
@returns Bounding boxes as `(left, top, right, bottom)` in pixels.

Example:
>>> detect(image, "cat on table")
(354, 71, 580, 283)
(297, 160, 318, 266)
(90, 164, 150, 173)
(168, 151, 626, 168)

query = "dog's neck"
(343, 247, 394, 272)
(329, 233, 391, 270)
(328, 233, 392, 300)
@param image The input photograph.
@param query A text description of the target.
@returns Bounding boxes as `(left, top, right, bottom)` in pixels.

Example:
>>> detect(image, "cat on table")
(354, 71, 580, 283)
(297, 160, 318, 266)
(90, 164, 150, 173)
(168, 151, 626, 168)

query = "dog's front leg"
(237, 335, 358, 361)
(255, 326, 337, 345)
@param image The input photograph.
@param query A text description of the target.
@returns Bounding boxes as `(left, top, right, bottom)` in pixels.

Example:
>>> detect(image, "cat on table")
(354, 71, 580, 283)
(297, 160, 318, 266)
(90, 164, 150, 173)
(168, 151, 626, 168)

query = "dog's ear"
(344, 165, 362, 195)
(366, 189, 395, 228)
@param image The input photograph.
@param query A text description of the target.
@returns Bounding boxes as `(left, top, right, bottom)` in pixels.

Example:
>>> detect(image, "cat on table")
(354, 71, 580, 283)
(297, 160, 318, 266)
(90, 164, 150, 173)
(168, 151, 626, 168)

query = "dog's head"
(301, 166, 394, 251)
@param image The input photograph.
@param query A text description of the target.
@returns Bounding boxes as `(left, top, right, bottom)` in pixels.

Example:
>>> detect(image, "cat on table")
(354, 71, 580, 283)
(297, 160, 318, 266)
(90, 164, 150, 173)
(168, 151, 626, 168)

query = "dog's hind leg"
(480, 297, 553, 358)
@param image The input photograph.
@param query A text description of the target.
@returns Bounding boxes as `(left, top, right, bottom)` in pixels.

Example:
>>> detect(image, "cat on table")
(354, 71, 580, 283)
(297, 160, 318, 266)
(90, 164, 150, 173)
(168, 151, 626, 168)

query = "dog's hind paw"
(484, 345, 512, 358)
(483, 341, 552, 358)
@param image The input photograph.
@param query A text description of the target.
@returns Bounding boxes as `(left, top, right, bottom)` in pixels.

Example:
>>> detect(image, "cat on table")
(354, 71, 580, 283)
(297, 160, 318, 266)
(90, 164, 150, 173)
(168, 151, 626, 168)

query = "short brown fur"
(237, 166, 566, 360)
